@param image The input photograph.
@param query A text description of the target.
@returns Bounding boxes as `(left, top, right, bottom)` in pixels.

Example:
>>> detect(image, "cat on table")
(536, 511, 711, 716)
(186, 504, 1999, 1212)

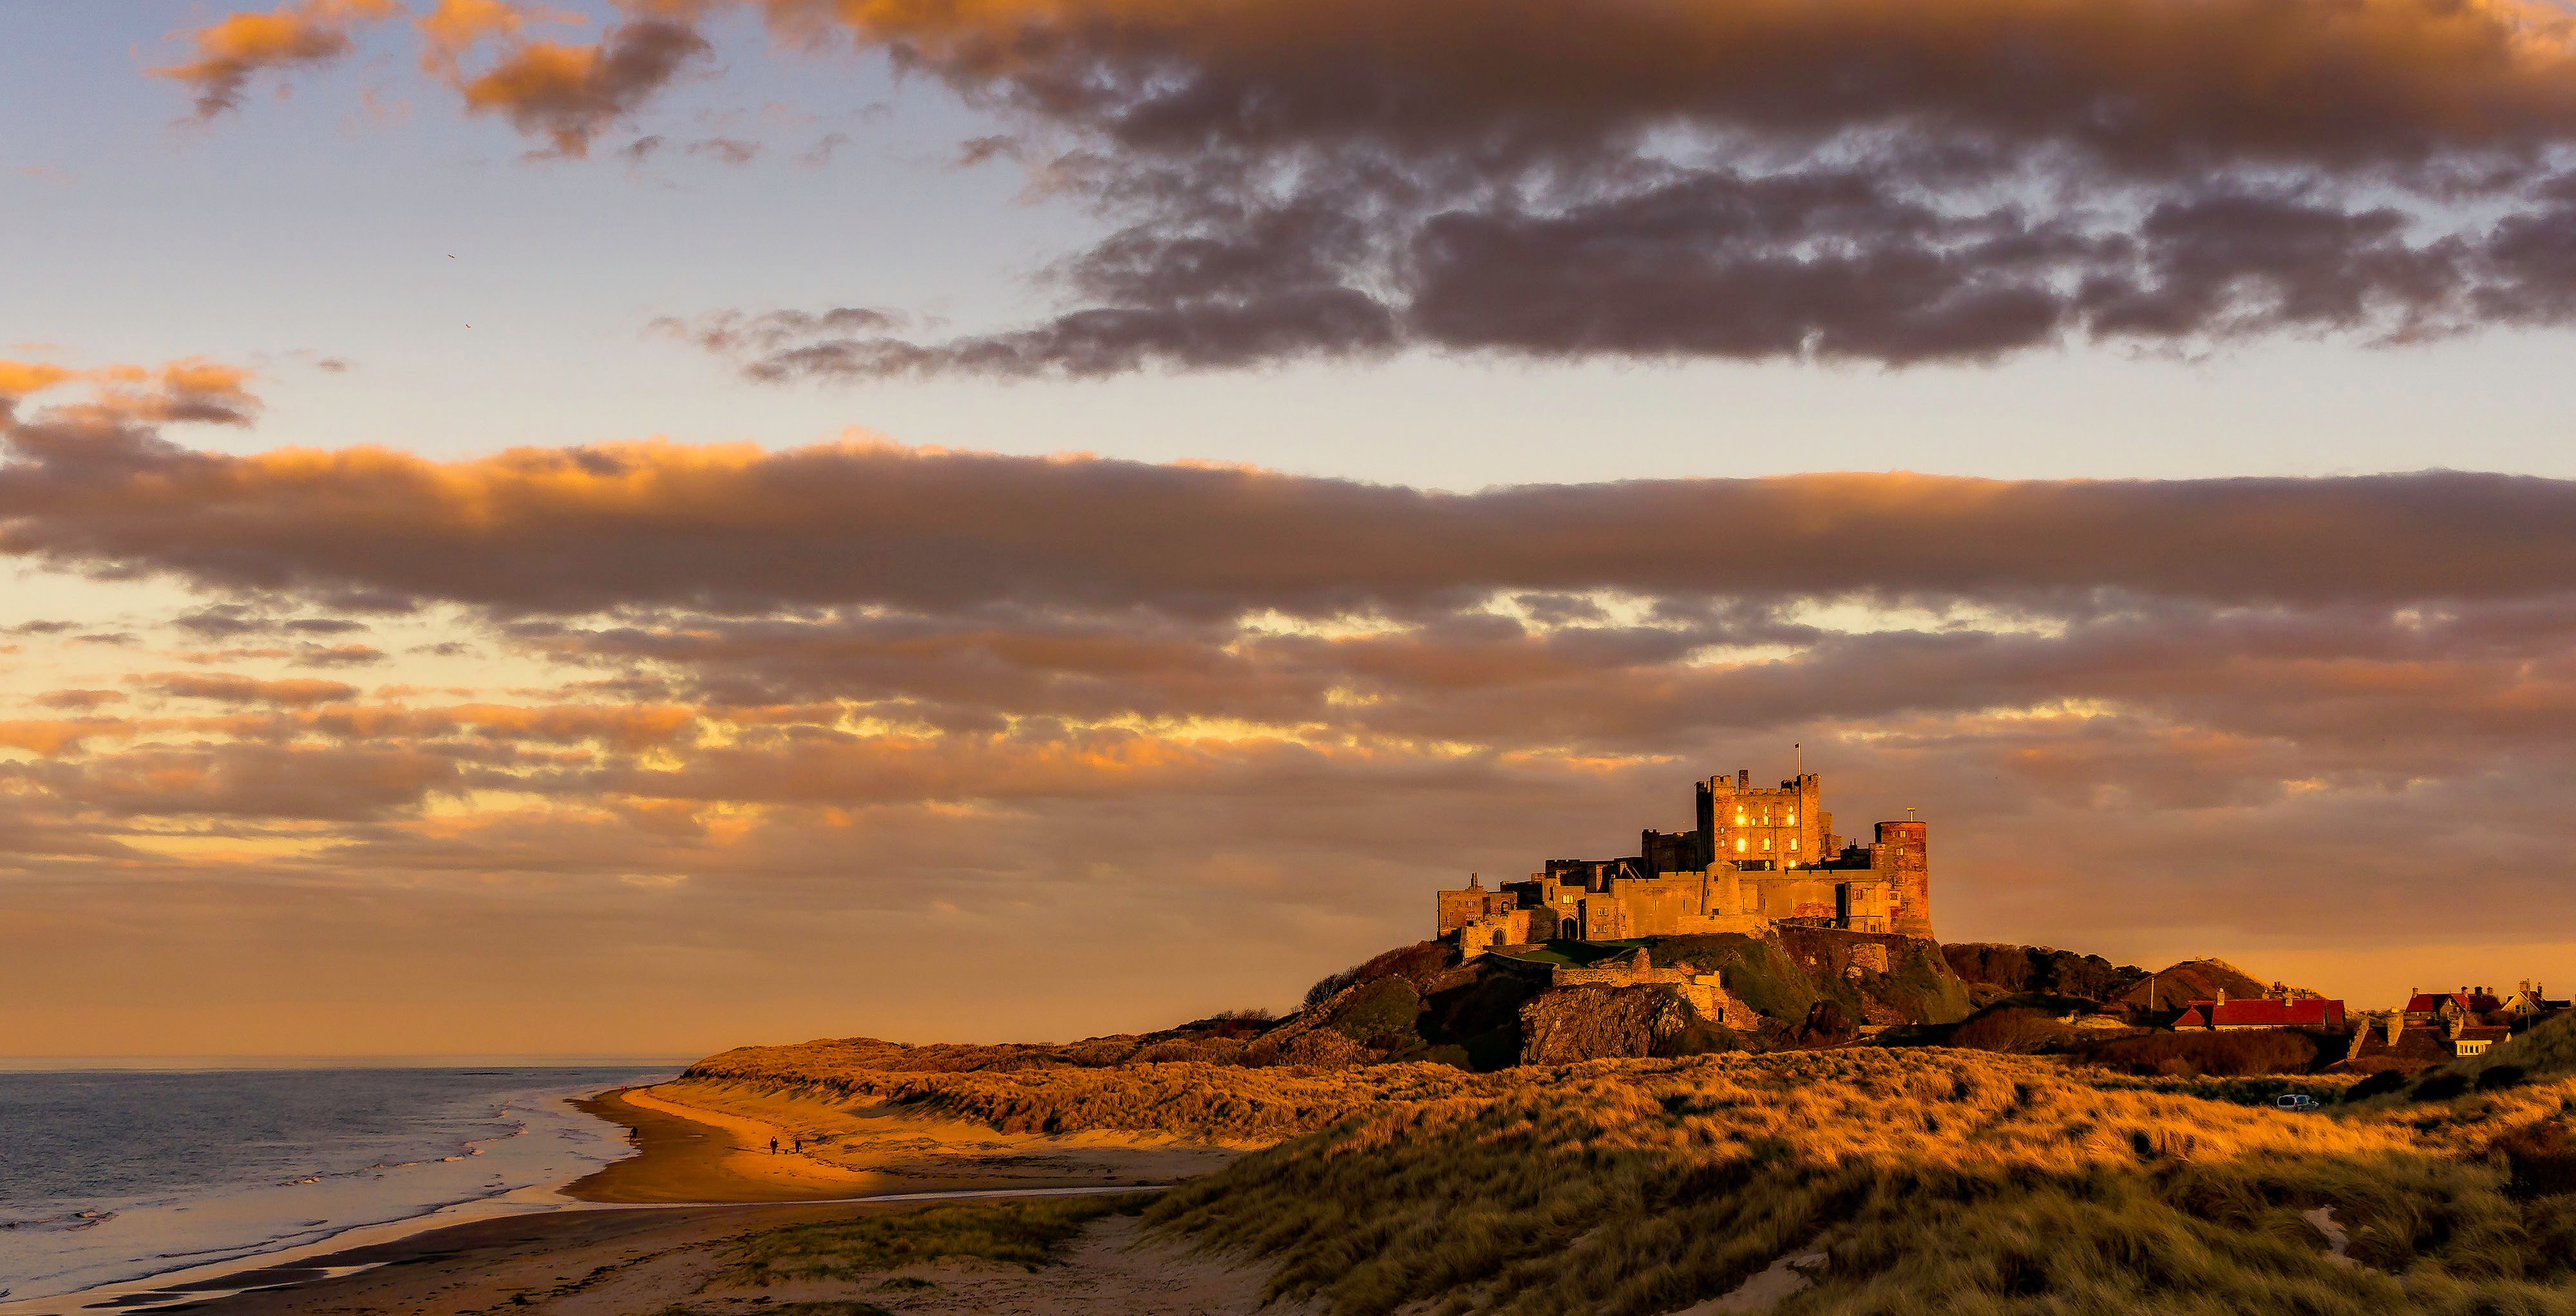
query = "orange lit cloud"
(5, 409, 2576, 616)
(416, 0, 579, 80)
(458, 17, 709, 155)
(151, 0, 404, 119)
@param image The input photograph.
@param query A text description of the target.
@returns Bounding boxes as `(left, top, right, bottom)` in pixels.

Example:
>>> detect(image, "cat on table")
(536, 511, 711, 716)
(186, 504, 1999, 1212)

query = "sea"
(0, 1063, 676, 1306)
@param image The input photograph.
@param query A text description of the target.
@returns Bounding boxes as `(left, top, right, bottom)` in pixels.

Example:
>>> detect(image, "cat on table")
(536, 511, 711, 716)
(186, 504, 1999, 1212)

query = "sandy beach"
(568, 1078, 1244, 1202)
(20, 1081, 1269, 1316)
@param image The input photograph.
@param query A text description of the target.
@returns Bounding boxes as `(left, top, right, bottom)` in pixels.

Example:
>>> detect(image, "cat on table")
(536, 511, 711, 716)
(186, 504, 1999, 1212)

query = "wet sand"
(82, 1203, 871, 1316)
(110, 1199, 1298, 1316)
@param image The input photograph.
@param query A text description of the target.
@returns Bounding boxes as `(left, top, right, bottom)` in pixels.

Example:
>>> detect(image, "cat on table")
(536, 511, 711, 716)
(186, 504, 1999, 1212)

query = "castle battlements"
(1437, 768, 1934, 955)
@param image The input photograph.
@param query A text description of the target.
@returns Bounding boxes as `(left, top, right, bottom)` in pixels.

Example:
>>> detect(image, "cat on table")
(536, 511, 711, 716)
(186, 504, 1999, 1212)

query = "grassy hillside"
(2109, 958, 2288, 1013)
(699, 932, 1974, 1087)
(679, 1050, 1497, 1142)
(1144, 1024, 2576, 1315)
(687, 1013, 2576, 1312)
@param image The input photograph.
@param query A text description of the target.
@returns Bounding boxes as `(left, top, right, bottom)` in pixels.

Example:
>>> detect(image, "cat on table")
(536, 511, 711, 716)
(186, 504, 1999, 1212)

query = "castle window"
(1762, 837, 1772, 850)
(1735, 838, 1747, 852)
(1785, 813, 1796, 825)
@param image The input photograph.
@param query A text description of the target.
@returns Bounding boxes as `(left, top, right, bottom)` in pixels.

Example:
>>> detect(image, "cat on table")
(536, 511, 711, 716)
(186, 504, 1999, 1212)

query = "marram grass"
(1140, 1043, 2576, 1315)
(705, 1016, 2576, 1314)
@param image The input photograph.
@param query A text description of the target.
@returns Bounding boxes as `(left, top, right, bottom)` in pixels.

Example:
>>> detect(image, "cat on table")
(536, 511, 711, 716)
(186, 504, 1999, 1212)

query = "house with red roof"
(2404, 988, 2505, 1026)
(2172, 992, 2347, 1031)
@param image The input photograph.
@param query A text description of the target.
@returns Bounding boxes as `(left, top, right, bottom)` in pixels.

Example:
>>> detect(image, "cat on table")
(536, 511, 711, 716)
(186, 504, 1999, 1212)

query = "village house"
(2374, 980, 2566, 1057)
(2171, 988, 2347, 1031)
(2454, 1026, 2512, 1057)
(2403, 987, 2506, 1028)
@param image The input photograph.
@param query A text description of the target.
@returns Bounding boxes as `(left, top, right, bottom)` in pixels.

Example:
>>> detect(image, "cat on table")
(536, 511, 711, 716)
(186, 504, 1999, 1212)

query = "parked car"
(2274, 1093, 2320, 1111)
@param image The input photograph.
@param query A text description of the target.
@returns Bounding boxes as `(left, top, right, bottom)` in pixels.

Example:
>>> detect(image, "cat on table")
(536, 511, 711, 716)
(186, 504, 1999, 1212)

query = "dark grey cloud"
(670, 0, 2576, 373)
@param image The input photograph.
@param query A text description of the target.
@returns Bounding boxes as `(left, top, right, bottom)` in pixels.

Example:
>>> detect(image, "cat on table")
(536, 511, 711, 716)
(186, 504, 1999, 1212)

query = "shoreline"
(1, 1079, 1207, 1316)
(0, 1080, 650, 1316)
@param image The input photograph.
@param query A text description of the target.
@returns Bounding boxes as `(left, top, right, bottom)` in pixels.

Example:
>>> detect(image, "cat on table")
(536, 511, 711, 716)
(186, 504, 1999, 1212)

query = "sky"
(6, 0, 2576, 1057)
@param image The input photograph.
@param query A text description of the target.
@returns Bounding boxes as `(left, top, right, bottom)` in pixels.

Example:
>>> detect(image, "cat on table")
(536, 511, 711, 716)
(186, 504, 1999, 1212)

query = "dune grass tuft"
(723, 1195, 1153, 1285)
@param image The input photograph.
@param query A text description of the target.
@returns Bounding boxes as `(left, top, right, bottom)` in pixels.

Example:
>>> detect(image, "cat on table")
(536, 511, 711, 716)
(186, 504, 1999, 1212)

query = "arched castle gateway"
(1436, 769, 1934, 954)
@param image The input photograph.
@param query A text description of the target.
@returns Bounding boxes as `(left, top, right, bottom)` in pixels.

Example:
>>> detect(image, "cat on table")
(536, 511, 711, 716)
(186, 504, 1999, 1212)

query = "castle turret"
(1877, 818, 1932, 939)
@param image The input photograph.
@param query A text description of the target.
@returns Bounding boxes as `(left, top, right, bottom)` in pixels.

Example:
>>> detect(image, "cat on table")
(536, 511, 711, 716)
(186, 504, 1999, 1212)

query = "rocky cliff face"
(1516, 984, 1719, 1064)
(1269, 928, 1982, 1069)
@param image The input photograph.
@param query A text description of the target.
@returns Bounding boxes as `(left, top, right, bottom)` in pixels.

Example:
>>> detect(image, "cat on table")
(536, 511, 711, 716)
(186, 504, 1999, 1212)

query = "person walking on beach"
(768, 1137, 777, 1155)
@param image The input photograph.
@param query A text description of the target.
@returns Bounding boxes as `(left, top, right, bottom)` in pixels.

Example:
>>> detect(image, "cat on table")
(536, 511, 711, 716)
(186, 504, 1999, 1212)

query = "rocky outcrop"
(1517, 984, 1727, 1064)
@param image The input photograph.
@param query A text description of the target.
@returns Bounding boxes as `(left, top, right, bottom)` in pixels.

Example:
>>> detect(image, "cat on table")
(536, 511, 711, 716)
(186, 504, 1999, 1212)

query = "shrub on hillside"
(1302, 964, 1365, 1011)
(2480, 1063, 2529, 1091)
(2415, 1070, 2471, 1100)
(1942, 943, 2146, 1001)
(1947, 1006, 2076, 1055)
(2503, 1120, 2576, 1198)
(2071, 1028, 2318, 1076)
(726, 1195, 1150, 1283)
(2345, 1069, 2409, 1101)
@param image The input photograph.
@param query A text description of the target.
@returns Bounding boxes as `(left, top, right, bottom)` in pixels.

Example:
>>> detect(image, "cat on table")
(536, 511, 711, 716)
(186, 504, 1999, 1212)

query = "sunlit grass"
(723, 1195, 1154, 1284)
(696, 1014, 2576, 1313)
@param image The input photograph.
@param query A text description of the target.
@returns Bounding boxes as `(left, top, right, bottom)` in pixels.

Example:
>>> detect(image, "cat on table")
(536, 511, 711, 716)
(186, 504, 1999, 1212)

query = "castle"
(1437, 769, 1933, 954)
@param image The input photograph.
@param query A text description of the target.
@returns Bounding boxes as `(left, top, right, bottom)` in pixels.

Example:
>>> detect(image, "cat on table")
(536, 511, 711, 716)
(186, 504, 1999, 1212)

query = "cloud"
(144, 0, 2576, 366)
(130, 673, 363, 707)
(21, 742, 464, 820)
(12, 371, 2576, 1040)
(34, 690, 126, 711)
(457, 17, 710, 156)
(151, 0, 403, 119)
(416, 0, 580, 81)
(292, 643, 389, 667)
(650, 307, 904, 355)
(10, 409, 2576, 618)
(685, 136, 759, 165)
(656, 0, 2576, 370)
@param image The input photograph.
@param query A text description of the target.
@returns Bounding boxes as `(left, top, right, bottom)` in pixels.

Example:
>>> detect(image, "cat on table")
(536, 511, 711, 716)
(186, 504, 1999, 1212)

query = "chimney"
(2216, 986, 2227, 1004)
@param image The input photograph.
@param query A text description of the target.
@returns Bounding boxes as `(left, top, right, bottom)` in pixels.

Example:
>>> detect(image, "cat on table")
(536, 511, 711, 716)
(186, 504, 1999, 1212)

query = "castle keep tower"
(1698, 769, 1826, 868)
(1436, 767, 1937, 950)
